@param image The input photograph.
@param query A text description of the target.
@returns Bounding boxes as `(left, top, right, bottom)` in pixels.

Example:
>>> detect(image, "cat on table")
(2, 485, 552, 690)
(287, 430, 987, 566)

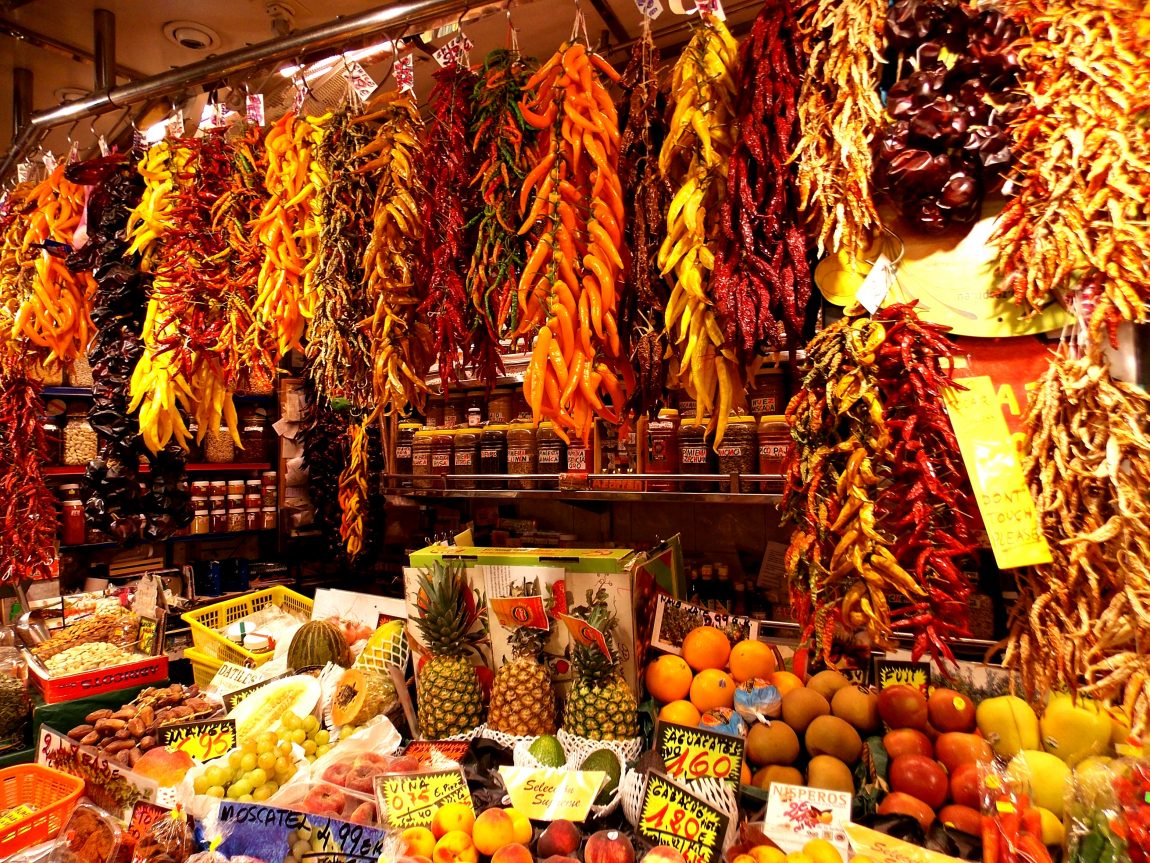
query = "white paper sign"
(245, 94, 265, 126)
(763, 783, 851, 855)
(433, 32, 474, 67)
(634, 0, 665, 18)
(342, 59, 378, 102)
(855, 252, 897, 314)
(669, 0, 725, 19)
(394, 53, 416, 94)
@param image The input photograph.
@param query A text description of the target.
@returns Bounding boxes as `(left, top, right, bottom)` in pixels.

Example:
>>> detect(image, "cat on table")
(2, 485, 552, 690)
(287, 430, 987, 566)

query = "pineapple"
(562, 588, 640, 741)
(413, 562, 486, 738)
(488, 620, 557, 737)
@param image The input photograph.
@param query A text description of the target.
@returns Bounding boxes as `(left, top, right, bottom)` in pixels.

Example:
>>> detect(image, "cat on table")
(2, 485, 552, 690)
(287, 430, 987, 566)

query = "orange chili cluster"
(517, 42, 634, 443)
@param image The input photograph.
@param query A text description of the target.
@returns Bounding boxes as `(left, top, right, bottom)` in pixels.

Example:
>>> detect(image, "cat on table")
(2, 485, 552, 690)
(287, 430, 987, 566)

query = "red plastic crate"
(29, 654, 168, 704)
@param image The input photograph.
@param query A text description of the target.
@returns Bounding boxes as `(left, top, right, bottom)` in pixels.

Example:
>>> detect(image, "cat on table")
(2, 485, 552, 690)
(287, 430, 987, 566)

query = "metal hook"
(64, 119, 80, 144)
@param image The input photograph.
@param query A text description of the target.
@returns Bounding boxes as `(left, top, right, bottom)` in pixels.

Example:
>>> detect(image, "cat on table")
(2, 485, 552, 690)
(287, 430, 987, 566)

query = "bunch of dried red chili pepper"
(415, 65, 483, 391)
(618, 29, 672, 420)
(0, 355, 58, 584)
(66, 152, 190, 543)
(467, 49, 537, 353)
(783, 302, 976, 668)
(712, 0, 811, 358)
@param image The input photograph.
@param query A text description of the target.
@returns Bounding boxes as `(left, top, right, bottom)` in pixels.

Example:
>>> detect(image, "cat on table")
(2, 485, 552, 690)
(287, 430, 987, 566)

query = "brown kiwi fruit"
(752, 764, 803, 792)
(831, 685, 880, 733)
(805, 714, 864, 764)
(781, 687, 830, 733)
(746, 721, 800, 766)
(807, 754, 854, 793)
(807, 670, 851, 702)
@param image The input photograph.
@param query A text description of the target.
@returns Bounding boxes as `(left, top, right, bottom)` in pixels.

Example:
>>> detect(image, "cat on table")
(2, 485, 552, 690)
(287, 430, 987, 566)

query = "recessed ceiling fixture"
(162, 20, 221, 51)
(54, 87, 90, 103)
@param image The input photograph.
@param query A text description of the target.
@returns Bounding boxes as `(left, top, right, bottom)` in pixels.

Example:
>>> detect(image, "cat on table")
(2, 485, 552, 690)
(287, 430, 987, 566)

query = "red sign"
(952, 335, 1053, 452)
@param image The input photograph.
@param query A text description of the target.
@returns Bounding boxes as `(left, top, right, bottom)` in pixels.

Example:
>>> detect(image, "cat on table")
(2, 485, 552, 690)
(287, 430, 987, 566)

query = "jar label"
(456, 451, 473, 466)
(480, 447, 500, 458)
(750, 396, 779, 414)
(432, 453, 451, 468)
(681, 446, 708, 465)
(717, 445, 742, 458)
(396, 446, 412, 458)
(759, 444, 789, 460)
(568, 449, 587, 471)
(539, 451, 560, 465)
(413, 452, 430, 467)
(508, 448, 534, 464)
(648, 420, 674, 432)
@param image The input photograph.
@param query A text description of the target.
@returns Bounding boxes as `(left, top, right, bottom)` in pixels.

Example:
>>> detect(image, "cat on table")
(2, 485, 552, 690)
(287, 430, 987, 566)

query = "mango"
(1008, 750, 1071, 819)
(1040, 695, 1112, 765)
(976, 695, 1039, 759)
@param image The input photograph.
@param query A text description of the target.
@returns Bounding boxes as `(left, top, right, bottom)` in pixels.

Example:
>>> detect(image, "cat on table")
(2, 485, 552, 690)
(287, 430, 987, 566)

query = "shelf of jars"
(59, 529, 277, 552)
(43, 462, 272, 477)
(40, 386, 275, 403)
(381, 472, 784, 505)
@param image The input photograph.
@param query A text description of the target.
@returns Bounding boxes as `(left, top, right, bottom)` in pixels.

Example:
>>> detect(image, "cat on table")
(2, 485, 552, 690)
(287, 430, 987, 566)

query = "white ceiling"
(1, 0, 765, 161)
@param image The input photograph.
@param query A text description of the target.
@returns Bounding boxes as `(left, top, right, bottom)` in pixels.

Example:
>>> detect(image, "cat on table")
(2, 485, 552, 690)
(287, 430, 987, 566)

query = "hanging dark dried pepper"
(299, 381, 350, 555)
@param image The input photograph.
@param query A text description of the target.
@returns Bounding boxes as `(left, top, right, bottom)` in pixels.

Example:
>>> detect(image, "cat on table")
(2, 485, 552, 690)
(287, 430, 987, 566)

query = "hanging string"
(570, 0, 591, 44)
(507, 7, 520, 57)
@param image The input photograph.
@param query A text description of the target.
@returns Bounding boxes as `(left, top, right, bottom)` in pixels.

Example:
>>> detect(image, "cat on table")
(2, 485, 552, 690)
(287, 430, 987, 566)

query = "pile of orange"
(645, 625, 787, 723)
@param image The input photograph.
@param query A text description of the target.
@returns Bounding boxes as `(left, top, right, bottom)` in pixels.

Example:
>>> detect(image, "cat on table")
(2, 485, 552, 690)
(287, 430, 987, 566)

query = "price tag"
(873, 659, 932, 695)
(342, 59, 378, 102)
(557, 613, 612, 659)
(375, 768, 472, 829)
(668, 0, 725, 19)
(42, 150, 58, 173)
(402, 740, 471, 765)
(855, 252, 896, 314)
(432, 32, 474, 68)
(0, 804, 35, 829)
(124, 801, 170, 852)
(160, 719, 236, 762)
(656, 721, 745, 787)
(165, 110, 185, 139)
(942, 376, 1052, 569)
(490, 595, 550, 629)
(634, 0, 665, 18)
(291, 78, 308, 112)
(209, 662, 267, 696)
(245, 94, 266, 127)
(394, 52, 415, 94)
(499, 766, 605, 822)
(637, 773, 729, 863)
(764, 783, 851, 855)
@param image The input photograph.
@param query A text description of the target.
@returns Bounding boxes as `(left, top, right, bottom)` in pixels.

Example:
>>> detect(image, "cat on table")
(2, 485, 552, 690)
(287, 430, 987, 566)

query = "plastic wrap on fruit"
(698, 707, 747, 737)
(734, 679, 781, 723)
(130, 808, 194, 863)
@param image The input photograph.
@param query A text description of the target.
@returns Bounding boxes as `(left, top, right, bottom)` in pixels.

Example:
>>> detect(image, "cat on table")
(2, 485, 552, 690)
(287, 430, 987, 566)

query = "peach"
(432, 803, 476, 839)
(349, 802, 377, 825)
(401, 827, 437, 859)
(748, 848, 786, 863)
(732, 856, 756, 863)
(585, 830, 635, 863)
(642, 847, 687, 863)
(347, 764, 378, 794)
(133, 747, 195, 787)
(322, 763, 351, 786)
(354, 752, 393, 769)
(538, 820, 582, 858)
(473, 809, 517, 856)
(303, 783, 346, 816)
(540, 857, 581, 863)
(490, 843, 533, 863)
(505, 808, 532, 846)
(390, 756, 422, 773)
(434, 831, 479, 863)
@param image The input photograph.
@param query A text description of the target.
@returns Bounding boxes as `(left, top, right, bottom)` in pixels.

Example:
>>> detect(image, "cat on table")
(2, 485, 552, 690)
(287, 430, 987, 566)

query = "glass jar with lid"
(479, 424, 509, 487)
(237, 409, 269, 462)
(61, 497, 86, 545)
(488, 389, 514, 425)
(412, 430, 435, 489)
(679, 423, 713, 492)
(507, 423, 538, 490)
(716, 416, 758, 486)
(191, 509, 210, 535)
(395, 422, 421, 484)
(424, 396, 446, 429)
(646, 409, 680, 491)
(62, 410, 98, 466)
(41, 414, 64, 465)
(747, 369, 786, 418)
(537, 422, 565, 476)
(204, 426, 235, 463)
(444, 391, 466, 429)
(454, 429, 479, 489)
(758, 415, 790, 494)
(430, 429, 454, 486)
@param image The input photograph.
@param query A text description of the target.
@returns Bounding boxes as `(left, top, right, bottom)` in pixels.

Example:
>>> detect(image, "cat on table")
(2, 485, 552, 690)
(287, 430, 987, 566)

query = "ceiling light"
(278, 40, 395, 79)
(163, 21, 221, 51)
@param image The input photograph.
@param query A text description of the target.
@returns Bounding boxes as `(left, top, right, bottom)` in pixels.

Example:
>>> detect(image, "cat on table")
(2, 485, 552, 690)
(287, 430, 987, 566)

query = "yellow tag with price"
(376, 768, 472, 829)
(637, 773, 729, 863)
(160, 719, 236, 763)
(656, 721, 745, 787)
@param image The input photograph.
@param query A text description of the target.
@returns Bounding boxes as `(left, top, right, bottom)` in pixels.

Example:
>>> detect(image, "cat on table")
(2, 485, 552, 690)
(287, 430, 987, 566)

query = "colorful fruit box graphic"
(203, 800, 391, 862)
(761, 782, 851, 856)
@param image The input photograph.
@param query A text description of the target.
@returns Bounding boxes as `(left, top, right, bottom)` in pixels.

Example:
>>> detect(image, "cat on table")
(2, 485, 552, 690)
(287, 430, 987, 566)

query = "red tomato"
(883, 728, 934, 760)
(938, 804, 982, 836)
(949, 762, 981, 809)
(935, 732, 994, 774)
(877, 791, 936, 831)
(890, 754, 949, 810)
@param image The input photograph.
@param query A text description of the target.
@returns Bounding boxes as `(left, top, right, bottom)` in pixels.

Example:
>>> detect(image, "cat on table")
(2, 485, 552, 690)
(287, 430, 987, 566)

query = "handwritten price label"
(0, 804, 35, 829)
(160, 719, 236, 762)
(402, 740, 471, 765)
(125, 801, 170, 852)
(638, 773, 728, 863)
(656, 721, 745, 787)
(633, 0, 665, 17)
(432, 32, 474, 68)
(376, 769, 472, 829)
(394, 53, 416, 94)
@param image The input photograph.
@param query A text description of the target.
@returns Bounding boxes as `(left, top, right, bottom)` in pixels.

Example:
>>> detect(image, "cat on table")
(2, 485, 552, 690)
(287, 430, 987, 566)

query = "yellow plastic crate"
(184, 646, 224, 689)
(181, 587, 312, 667)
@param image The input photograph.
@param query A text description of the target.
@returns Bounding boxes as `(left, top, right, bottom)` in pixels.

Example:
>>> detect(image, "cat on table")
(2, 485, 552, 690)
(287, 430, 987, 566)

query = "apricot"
(433, 831, 479, 863)
(473, 809, 517, 856)
(431, 803, 476, 839)
(505, 808, 532, 845)
(401, 827, 437, 859)
(491, 844, 533, 863)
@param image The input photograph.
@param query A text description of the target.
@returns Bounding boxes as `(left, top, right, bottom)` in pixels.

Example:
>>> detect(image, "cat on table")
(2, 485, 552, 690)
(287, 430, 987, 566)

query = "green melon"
(287, 620, 352, 670)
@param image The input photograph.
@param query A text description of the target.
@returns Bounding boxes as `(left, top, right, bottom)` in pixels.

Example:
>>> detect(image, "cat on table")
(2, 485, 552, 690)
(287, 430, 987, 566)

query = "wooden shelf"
(59, 529, 276, 552)
(45, 462, 271, 477)
(41, 387, 274, 403)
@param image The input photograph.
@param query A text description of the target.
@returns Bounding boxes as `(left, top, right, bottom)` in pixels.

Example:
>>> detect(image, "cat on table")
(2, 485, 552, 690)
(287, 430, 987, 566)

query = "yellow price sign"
(0, 804, 35, 829)
(847, 824, 966, 863)
(656, 721, 745, 787)
(943, 376, 1052, 569)
(376, 769, 472, 829)
(637, 773, 728, 863)
(499, 766, 605, 822)
(160, 719, 236, 763)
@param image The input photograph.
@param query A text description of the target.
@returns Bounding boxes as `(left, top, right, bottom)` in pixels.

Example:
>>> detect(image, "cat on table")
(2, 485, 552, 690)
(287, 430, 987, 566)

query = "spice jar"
(466, 406, 483, 428)
(395, 422, 420, 483)
(748, 370, 786, 418)
(430, 429, 453, 485)
(209, 479, 228, 497)
(245, 490, 262, 510)
(566, 437, 590, 473)
(425, 396, 445, 429)
(677, 394, 699, 422)
(538, 422, 565, 475)
(61, 498, 85, 545)
(646, 409, 680, 491)
(757, 415, 790, 494)
(489, 388, 514, 425)
(210, 507, 228, 534)
(412, 430, 435, 489)
(444, 392, 466, 429)
(479, 424, 508, 487)
(716, 416, 758, 486)
(454, 429, 479, 489)
(261, 478, 278, 507)
(204, 426, 235, 463)
(507, 423, 538, 489)
(191, 479, 210, 496)
(512, 389, 531, 423)
(227, 497, 246, 532)
(227, 480, 246, 496)
(62, 411, 98, 466)
(67, 354, 93, 388)
(192, 509, 210, 535)
(41, 414, 63, 465)
(679, 423, 713, 492)
(260, 507, 278, 530)
(238, 410, 269, 462)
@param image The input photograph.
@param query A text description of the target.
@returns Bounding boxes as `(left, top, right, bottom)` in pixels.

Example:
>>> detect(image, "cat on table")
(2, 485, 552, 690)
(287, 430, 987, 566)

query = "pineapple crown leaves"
(568, 587, 623, 677)
(414, 561, 486, 658)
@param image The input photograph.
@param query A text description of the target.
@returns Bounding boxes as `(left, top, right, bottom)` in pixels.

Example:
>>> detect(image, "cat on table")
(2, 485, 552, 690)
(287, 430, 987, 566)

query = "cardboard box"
(407, 546, 642, 694)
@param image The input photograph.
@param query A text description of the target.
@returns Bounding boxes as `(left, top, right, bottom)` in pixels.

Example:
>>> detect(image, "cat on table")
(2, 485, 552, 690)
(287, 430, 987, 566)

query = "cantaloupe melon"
(330, 667, 396, 727)
(287, 620, 351, 670)
(228, 675, 322, 743)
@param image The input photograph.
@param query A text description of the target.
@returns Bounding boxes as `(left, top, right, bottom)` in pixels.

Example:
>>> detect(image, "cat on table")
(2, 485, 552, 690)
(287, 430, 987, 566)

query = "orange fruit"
(681, 625, 732, 671)
(431, 802, 476, 839)
(646, 654, 693, 702)
(730, 640, 777, 682)
(659, 699, 703, 726)
(472, 808, 517, 856)
(741, 761, 752, 785)
(769, 671, 804, 697)
(690, 668, 736, 712)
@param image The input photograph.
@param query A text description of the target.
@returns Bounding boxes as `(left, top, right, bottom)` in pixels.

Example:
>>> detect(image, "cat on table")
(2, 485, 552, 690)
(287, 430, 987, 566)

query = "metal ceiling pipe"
(93, 8, 116, 92)
(12, 68, 33, 142)
(2, 0, 514, 179)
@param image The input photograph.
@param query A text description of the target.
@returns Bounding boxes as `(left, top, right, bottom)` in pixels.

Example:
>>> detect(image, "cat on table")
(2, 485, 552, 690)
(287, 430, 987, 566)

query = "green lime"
(528, 734, 567, 768)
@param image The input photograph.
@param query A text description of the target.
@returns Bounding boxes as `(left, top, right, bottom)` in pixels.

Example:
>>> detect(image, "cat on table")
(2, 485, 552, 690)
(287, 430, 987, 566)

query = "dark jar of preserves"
(758, 415, 791, 494)
(394, 422, 421, 485)
(537, 422, 565, 476)
(678, 422, 713, 492)
(412, 430, 434, 489)
(716, 416, 758, 487)
(646, 409, 680, 491)
(479, 424, 508, 488)
(454, 429, 479, 489)
(430, 430, 454, 486)
(507, 423, 538, 489)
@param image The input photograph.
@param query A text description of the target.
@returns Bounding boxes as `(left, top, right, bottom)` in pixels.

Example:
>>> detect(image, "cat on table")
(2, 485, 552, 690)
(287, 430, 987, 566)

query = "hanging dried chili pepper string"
(299, 380, 350, 555)
(0, 354, 58, 584)
(338, 414, 371, 560)
(712, 0, 811, 362)
(415, 64, 482, 391)
(467, 48, 538, 352)
(618, 22, 672, 419)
